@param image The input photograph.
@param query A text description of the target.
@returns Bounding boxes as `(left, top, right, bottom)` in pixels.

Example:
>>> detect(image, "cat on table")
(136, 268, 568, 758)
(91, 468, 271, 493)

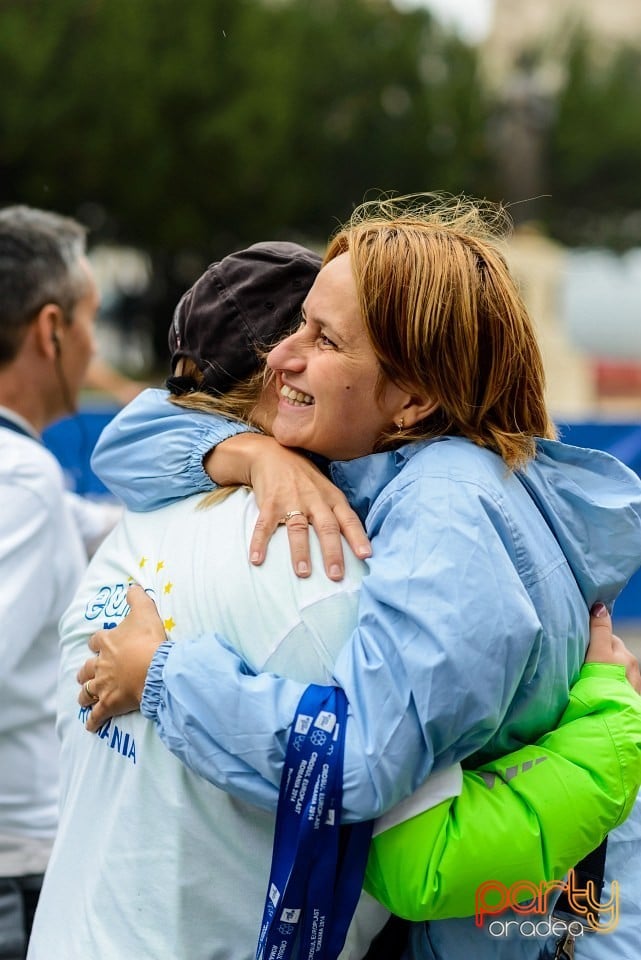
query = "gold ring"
(84, 680, 99, 703)
(278, 510, 306, 525)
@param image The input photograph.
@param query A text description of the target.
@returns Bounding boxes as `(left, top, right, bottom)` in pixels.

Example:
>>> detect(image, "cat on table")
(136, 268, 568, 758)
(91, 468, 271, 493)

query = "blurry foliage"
(1, 0, 640, 361)
(0, 0, 489, 360)
(546, 31, 641, 248)
(0, 0, 488, 246)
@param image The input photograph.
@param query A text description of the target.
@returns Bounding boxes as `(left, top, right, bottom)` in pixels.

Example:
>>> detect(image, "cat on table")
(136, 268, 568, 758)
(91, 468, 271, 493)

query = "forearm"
(138, 599, 531, 823)
(141, 637, 299, 811)
(203, 432, 281, 487)
(365, 663, 641, 920)
(140, 630, 440, 821)
(91, 388, 254, 510)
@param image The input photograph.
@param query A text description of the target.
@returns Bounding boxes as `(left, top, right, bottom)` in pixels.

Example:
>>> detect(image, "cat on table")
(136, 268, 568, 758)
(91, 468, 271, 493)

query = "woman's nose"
(267, 330, 305, 372)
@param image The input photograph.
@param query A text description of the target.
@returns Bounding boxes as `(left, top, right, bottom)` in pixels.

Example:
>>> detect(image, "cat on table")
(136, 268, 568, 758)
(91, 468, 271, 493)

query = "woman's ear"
(399, 394, 438, 429)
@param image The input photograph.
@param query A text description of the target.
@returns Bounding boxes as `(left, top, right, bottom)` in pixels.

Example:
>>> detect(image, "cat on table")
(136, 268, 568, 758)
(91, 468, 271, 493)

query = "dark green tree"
(546, 30, 641, 248)
(0, 0, 492, 362)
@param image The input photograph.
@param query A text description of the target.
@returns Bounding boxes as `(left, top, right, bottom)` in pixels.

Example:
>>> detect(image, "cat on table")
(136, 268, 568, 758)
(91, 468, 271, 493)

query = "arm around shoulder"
(90, 388, 255, 510)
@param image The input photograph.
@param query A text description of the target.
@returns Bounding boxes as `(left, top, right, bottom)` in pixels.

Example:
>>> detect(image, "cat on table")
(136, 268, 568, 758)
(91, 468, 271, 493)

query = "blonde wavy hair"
(324, 194, 556, 468)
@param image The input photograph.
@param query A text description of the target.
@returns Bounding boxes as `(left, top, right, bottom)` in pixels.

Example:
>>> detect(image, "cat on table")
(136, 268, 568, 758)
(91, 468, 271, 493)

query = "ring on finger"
(84, 680, 99, 703)
(278, 510, 306, 525)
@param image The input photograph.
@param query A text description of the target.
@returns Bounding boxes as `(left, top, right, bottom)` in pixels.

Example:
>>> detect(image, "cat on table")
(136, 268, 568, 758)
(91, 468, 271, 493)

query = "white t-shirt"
(28, 488, 390, 959)
(0, 419, 87, 876)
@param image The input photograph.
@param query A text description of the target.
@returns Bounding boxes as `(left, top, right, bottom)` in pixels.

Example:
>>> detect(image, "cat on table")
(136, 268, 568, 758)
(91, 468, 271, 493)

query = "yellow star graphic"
(139, 556, 148, 569)
(163, 617, 176, 632)
(163, 581, 174, 595)
(156, 560, 165, 572)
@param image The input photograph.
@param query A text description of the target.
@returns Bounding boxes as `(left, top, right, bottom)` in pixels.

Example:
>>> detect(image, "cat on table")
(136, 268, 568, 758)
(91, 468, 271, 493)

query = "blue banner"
(558, 422, 641, 620)
(44, 410, 641, 620)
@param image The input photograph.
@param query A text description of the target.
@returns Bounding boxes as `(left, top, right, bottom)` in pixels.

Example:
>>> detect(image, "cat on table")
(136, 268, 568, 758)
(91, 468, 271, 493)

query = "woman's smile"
(266, 254, 414, 461)
(279, 383, 315, 407)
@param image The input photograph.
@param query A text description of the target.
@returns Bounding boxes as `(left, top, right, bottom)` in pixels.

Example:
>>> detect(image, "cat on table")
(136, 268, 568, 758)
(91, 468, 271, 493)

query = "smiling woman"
(80, 193, 641, 960)
(267, 253, 432, 462)
(267, 195, 553, 470)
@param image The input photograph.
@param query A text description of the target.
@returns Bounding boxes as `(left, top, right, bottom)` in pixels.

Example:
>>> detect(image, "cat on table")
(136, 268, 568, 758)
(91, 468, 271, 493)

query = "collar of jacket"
(329, 439, 441, 523)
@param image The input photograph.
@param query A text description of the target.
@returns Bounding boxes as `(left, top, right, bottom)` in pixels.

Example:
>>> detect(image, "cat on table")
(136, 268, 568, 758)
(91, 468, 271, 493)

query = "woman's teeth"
(280, 385, 314, 406)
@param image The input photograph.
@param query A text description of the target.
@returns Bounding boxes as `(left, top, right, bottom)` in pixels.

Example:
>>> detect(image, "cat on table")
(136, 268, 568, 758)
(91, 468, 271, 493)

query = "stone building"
(485, 0, 641, 86)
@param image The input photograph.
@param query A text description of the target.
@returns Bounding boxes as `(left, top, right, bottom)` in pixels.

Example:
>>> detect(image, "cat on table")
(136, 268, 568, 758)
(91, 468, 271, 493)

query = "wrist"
(204, 433, 276, 486)
(140, 640, 175, 719)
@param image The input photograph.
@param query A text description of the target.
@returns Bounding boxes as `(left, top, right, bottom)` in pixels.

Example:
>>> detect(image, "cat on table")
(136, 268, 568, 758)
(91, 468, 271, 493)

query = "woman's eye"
(319, 333, 337, 349)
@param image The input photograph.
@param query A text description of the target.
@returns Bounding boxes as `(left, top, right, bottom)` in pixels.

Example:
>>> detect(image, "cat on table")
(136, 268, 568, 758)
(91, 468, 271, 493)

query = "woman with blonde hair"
(82, 196, 641, 960)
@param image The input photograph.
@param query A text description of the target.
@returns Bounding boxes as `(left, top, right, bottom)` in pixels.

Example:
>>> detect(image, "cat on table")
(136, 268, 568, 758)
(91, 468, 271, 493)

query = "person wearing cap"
(26, 241, 396, 960)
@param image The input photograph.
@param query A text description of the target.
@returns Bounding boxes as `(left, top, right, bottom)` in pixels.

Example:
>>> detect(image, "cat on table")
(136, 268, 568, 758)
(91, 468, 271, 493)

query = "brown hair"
(324, 194, 556, 468)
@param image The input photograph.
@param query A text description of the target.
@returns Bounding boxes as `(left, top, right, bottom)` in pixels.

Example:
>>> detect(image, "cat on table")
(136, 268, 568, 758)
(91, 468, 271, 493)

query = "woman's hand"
(77, 584, 167, 732)
(586, 602, 641, 693)
(205, 433, 371, 580)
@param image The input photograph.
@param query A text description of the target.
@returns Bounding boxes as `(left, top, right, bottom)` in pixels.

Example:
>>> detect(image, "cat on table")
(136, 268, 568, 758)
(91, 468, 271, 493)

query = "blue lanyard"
(0, 415, 36, 441)
(257, 684, 373, 960)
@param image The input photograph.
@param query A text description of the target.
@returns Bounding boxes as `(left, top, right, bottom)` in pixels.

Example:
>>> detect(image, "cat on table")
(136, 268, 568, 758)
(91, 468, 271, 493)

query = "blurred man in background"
(0, 206, 119, 959)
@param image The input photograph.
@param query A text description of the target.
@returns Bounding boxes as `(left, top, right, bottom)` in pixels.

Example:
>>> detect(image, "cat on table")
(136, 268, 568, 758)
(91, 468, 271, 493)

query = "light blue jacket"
(92, 389, 641, 959)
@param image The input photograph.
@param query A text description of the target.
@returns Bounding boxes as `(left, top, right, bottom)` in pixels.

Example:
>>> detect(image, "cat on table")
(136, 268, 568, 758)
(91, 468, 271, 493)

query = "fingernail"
(356, 545, 372, 558)
(296, 561, 309, 575)
(250, 551, 261, 564)
(329, 564, 342, 579)
(591, 602, 607, 617)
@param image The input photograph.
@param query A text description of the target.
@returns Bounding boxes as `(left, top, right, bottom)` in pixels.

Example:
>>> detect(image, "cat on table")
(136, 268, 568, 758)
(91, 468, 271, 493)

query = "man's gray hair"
(0, 205, 89, 366)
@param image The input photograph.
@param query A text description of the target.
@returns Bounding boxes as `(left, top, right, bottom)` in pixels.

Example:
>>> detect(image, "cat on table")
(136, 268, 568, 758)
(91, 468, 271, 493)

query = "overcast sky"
(392, 0, 494, 42)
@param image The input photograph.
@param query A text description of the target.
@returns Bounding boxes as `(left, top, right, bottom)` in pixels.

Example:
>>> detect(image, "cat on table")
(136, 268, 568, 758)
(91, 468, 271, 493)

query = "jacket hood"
(333, 436, 641, 613)
(517, 438, 641, 610)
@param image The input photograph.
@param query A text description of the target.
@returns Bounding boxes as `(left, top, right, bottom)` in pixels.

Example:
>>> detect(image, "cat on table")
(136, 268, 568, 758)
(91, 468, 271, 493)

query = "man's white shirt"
(0, 420, 87, 875)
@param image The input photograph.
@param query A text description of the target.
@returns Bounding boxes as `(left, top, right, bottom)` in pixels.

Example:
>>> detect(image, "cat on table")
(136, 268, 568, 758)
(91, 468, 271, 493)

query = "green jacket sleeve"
(364, 662, 641, 920)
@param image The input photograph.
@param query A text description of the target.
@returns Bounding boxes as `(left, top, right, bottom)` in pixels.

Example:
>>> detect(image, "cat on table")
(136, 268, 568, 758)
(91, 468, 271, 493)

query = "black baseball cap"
(167, 241, 321, 396)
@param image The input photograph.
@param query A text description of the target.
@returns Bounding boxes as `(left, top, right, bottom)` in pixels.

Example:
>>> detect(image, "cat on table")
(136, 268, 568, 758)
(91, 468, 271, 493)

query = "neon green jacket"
(365, 662, 641, 920)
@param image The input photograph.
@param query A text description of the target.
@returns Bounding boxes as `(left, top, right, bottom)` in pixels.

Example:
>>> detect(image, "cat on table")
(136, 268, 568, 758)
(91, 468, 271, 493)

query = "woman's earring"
(397, 417, 404, 432)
